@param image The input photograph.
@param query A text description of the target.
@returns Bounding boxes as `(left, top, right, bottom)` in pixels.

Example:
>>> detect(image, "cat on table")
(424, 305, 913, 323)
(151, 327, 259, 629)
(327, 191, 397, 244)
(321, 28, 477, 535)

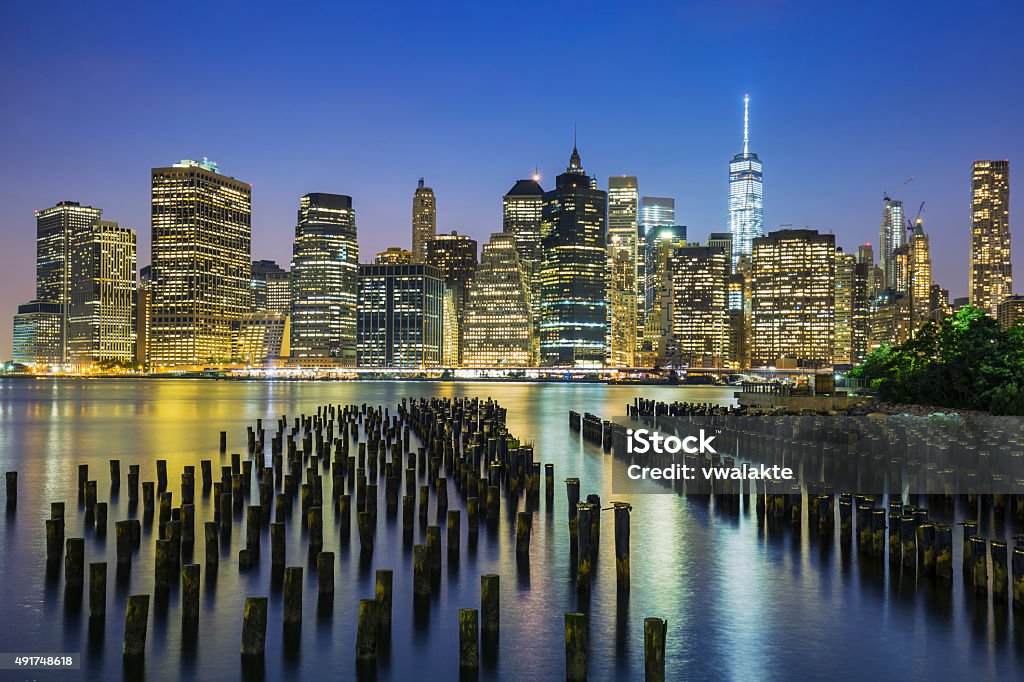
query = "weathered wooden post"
(123, 594, 150, 658)
(935, 524, 953, 580)
(516, 512, 531, 555)
(155, 539, 173, 588)
(577, 503, 593, 592)
(565, 612, 587, 682)
(448, 510, 461, 557)
(1012, 546, 1024, 610)
(46, 517, 64, 562)
(413, 545, 430, 597)
(307, 506, 323, 549)
(644, 617, 667, 682)
(356, 599, 380, 660)
(182, 564, 200, 624)
(89, 562, 106, 619)
(85, 481, 97, 514)
(283, 567, 303, 626)
(992, 540, 1008, 601)
(481, 574, 499, 635)
(426, 525, 442, 580)
(317, 552, 334, 596)
(459, 608, 479, 671)
(156, 459, 167, 489)
(241, 597, 268, 657)
(128, 465, 139, 502)
(95, 502, 108, 536)
(545, 463, 554, 505)
(110, 459, 121, 487)
(142, 482, 155, 513)
(270, 522, 285, 567)
(65, 538, 85, 588)
(201, 460, 212, 489)
(197, 522, 216, 567)
(963, 521, 978, 577)
(375, 569, 393, 643)
(357, 511, 374, 553)
(970, 535, 988, 595)
(115, 520, 133, 565)
(614, 502, 631, 591)
(181, 503, 194, 544)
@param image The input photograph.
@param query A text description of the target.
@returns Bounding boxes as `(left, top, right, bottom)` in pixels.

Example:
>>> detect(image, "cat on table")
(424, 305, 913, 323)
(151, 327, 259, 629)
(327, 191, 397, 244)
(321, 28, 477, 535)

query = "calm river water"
(0, 379, 1020, 681)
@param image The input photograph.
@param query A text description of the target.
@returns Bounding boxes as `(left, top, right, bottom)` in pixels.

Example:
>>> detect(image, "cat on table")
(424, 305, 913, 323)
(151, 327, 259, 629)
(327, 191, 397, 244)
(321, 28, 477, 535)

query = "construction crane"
(883, 176, 915, 201)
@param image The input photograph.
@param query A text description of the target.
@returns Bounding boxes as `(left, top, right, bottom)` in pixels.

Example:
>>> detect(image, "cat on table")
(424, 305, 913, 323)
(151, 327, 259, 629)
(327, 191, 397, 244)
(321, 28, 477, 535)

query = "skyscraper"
(426, 231, 478, 365)
(879, 197, 905, 292)
(834, 249, 856, 367)
(908, 219, 932, 331)
(412, 178, 437, 264)
(660, 245, 728, 369)
(970, 160, 1012, 317)
(750, 229, 835, 368)
(68, 220, 137, 368)
(150, 159, 251, 367)
(356, 263, 447, 368)
(462, 233, 535, 367)
(502, 178, 545, 267)
(639, 197, 675, 234)
(539, 144, 608, 367)
(34, 200, 103, 363)
(638, 197, 675, 333)
(289, 193, 359, 363)
(607, 176, 639, 366)
(375, 247, 413, 265)
(728, 95, 764, 268)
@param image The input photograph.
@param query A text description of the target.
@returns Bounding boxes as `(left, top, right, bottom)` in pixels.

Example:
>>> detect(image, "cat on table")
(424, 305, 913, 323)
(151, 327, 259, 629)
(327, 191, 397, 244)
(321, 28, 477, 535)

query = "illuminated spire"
(743, 94, 750, 155)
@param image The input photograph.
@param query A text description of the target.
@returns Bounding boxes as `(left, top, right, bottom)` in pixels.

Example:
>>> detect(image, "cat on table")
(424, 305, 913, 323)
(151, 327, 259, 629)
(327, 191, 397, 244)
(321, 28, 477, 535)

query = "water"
(0, 379, 1020, 680)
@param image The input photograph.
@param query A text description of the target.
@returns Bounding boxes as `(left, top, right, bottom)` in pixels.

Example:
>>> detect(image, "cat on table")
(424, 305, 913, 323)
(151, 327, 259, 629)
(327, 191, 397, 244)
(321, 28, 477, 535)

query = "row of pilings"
(6, 395, 669, 680)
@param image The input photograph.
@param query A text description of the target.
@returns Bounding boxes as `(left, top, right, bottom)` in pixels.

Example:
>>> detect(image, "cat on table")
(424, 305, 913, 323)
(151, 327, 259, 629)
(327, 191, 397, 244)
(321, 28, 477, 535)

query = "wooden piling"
(614, 502, 631, 591)
(992, 541, 1008, 601)
(935, 524, 952, 580)
(241, 597, 268, 657)
(565, 612, 587, 682)
(413, 545, 430, 597)
(644, 617, 667, 682)
(65, 537, 85, 587)
(375, 569, 393, 642)
(110, 459, 120, 487)
(970, 536, 988, 595)
(516, 511, 531, 555)
(270, 522, 285, 567)
(307, 506, 323, 549)
(181, 503, 194, 543)
(459, 608, 479, 670)
(448, 510, 461, 556)
(155, 539, 173, 587)
(358, 511, 374, 553)
(116, 521, 133, 565)
(89, 562, 106, 619)
(46, 518, 64, 562)
(5, 471, 16, 506)
(182, 564, 200, 623)
(95, 502, 108, 535)
(317, 552, 334, 596)
(122, 594, 150, 658)
(142, 482, 154, 513)
(283, 566, 303, 625)
(1012, 546, 1024, 610)
(481, 574, 499, 634)
(356, 599, 380, 660)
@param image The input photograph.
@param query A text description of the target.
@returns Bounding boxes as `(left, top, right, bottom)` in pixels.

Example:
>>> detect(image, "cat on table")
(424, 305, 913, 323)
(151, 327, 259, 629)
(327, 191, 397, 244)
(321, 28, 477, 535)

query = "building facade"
(750, 229, 835, 368)
(462, 233, 535, 367)
(502, 178, 544, 267)
(425, 231, 477, 365)
(539, 146, 608, 366)
(375, 247, 413, 265)
(237, 313, 290, 365)
(997, 295, 1024, 331)
(607, 176, 639, 366)
(660, 246, 728, 369)
(639, 225, 687, 366)
(908, 220, 933, 331)
(35, 200, 104, 363)
(150, 159, 252, 367)
(12, 301, 63, 367)
(356, 263, 446, 368)
(136, 266, 151, 370)
(288, 193, 359, 363)
(67, 220, 137, 368)
(880, 197, 905, 293)
(411, 178, 436, 264)
(729, 95, 764, 268)
(970, 160, 1012, 317)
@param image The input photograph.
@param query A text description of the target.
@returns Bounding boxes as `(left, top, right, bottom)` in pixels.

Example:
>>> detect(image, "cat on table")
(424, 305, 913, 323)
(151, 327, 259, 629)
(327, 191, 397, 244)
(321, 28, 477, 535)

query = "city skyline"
(2, 2, 1023, 359)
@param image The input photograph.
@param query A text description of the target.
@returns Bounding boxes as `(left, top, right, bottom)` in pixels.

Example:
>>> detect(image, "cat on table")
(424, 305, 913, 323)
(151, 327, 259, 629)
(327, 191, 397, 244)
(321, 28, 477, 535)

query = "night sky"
(1, 1, 1021, 359)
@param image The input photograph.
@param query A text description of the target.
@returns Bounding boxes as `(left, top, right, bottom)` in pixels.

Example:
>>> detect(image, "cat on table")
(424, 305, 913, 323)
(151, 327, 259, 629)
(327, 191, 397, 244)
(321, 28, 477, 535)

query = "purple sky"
(1, 1, 1021, 359)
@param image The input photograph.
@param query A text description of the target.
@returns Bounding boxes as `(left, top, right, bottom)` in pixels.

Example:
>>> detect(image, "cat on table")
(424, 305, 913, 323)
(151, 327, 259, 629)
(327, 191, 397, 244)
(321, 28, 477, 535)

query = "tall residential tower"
(412, 178, 436, 264)
(607, 175, 639, 366)
(970, 160, 1011, 317)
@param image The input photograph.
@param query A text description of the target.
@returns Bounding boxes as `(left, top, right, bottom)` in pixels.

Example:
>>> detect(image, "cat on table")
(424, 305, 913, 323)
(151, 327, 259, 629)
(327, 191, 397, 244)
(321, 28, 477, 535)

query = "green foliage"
(851, 306, 1024, 415)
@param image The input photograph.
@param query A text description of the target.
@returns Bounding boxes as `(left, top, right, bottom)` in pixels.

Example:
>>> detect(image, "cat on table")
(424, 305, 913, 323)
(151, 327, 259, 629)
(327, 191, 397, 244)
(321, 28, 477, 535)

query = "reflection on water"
(0, 379, 1020, 680)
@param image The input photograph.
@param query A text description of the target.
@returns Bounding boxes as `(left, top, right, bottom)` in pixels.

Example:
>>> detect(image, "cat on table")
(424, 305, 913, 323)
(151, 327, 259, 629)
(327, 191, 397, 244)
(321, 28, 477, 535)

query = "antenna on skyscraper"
(743, 94, 750, 155)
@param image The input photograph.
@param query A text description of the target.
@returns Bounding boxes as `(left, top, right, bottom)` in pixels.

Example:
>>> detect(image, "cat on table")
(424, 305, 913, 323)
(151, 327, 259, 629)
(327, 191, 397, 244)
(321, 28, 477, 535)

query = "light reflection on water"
(0, 378, 1019, 681)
